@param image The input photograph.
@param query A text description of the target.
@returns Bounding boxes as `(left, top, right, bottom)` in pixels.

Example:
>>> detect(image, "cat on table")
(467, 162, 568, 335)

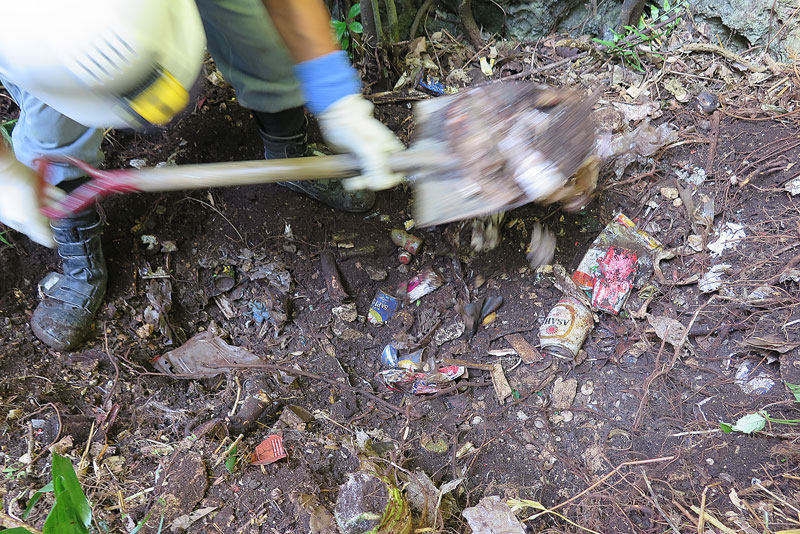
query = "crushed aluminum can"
(368, 289, 401, 325)
(591, 246, 637, 315)
(390, 229, 423, 255)
(377, 365, 464, 394)
(403, 269, 443, 301)
(398, 251, 413, 265)
(572, 212, 661, 293)
(380, 343, 423, 370)
(538, 297, 593, 360)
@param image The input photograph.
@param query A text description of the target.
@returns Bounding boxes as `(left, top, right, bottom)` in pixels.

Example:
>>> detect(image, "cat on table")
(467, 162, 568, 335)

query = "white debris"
(708, 223, 746, 256)
(699, 264, 731, 293)
(785, 176, 800, 196)
(734, 361, 775, 395)
(676, 165, 707, 185)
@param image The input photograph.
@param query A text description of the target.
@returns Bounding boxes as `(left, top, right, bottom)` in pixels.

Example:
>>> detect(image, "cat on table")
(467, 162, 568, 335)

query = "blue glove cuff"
(293, 51, 361, 115)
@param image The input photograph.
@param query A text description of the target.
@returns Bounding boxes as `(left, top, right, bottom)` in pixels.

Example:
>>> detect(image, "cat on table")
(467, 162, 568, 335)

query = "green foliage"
(3, 453, 93, 534)
(0, 119, 16, 147)
(787, 382, 800, 403)
(592, 0, 684, 72)
(225, 445, 238, 473)
(721, 409, 800, 435)
(0, 231, 13, 247)
(331, 3, 363, 55)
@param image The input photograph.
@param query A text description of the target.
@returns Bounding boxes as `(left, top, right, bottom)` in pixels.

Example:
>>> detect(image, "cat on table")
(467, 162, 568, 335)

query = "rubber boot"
(31, 207, 107, 351)
(254, 109, 375, 213)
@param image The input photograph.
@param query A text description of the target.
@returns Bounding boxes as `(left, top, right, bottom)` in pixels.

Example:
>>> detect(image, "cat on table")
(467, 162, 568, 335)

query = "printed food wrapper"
(591, 246, 637, 314)
(573, 212, 661, 292)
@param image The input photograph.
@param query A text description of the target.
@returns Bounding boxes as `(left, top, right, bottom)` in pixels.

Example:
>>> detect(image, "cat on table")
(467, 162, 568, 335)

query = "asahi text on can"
(538, 297, 593, 359)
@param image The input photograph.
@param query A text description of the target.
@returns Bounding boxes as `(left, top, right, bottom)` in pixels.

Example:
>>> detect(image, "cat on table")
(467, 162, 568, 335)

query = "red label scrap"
(591, 247, 638, 315)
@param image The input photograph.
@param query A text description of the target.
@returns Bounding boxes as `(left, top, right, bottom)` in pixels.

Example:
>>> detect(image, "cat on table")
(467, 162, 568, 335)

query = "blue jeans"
(1, 0, 305, 185)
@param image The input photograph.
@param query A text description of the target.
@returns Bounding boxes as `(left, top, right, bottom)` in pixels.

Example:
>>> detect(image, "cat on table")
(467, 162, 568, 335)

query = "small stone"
(551, 377, 578, 411)
(471, 416, 484, 426)
(580, 381, 594, 397)
(332, 302, 358, 323)
(365, 266, 388, 281)
(516, 410, 529, 421)
(673, 198, 683, 207)
(688, 234, 704, 252)
(534, 419, 545, 429)
(660, 187, 679, 200)
(706, 458, 714, 466)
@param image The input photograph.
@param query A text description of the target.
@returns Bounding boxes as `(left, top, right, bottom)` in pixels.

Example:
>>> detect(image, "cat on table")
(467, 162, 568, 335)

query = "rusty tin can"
(398, 251, 413, 264)
(538, 297, 593, 359)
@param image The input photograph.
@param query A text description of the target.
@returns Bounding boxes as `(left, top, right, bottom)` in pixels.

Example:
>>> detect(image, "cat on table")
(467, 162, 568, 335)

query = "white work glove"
(0, 153, 57, 247)
(317, 94, 405, 191)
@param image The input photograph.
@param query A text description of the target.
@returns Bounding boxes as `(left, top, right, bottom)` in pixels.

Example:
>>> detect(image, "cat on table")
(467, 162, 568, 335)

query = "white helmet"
(0, 0, 206, 128)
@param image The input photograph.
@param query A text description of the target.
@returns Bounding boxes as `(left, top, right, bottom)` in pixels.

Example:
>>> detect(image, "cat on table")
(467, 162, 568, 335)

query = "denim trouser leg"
(195, 0, 305, 113)
(1, 79, 104, 185)
(0, 0, 304, 185)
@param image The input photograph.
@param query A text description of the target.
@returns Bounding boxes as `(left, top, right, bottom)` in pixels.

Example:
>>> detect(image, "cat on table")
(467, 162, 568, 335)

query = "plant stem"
(383, 0, 399, 42)
(458, 0, 483, 50)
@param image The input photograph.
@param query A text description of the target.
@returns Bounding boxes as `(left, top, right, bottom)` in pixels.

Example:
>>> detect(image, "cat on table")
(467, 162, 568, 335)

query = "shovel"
(39, 83, 598, 227)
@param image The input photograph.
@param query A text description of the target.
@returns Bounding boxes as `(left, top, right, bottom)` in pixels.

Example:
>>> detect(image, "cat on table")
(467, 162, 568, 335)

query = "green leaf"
(23, 481, 54, 519)
(0, 529, 36, 534)
(348, 3, 361, 20)
(0, 232, 12, 247)
(720, 422, 733, 433)
(348, 21, 363, 34)
(225, 445, 238, 473)
(341, 35, 349, 52)
(787, 382, 800, 403)
(130, 510, 153, 534)
(731, 412, 767, 434)
(651, 5, 660, 19)
(592, 38, 616, 47)
(43, 454, 92, 534)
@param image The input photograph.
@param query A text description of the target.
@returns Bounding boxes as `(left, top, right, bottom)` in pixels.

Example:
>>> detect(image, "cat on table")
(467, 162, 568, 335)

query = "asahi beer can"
(538, 297, 593, 359)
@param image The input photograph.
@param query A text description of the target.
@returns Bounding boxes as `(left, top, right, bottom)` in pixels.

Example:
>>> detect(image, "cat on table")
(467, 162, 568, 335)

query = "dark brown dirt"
(1, 65, 798, 534)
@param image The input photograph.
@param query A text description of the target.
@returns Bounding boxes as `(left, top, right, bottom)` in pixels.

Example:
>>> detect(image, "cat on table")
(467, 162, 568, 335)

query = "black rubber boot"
(31, 207, 107, 351)
(254, 109, 375, 213)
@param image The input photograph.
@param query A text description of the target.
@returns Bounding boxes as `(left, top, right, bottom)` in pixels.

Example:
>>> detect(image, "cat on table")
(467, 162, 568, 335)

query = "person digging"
(0, 0, 403, 351)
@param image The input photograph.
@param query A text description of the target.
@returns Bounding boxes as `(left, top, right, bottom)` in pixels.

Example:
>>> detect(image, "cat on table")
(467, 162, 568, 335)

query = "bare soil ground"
(1, 35, 799, 534)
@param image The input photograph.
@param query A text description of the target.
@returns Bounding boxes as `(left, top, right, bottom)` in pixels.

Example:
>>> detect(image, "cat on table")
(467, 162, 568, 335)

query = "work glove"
(0, 152, 57, 247)
(317, 94, 404, 191)
(294, 51, 405, 191)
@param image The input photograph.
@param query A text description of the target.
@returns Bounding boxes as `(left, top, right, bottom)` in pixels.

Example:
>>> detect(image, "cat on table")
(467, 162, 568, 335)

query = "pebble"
(471, 416, 483, 426)
(534, 419, 545, 429)
(580, 381, 594, 396)
(660, 187, 679, 200)
(673, 198, 683, 208)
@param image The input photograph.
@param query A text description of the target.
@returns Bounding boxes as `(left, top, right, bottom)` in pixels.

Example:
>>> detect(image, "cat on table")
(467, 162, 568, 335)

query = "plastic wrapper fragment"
(378, 365, 464, 394)
(573, 212, 661, 293)
(591, 246, 637, 315)
(403, 269, 443, 301)
(380, 343, 424, 370)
